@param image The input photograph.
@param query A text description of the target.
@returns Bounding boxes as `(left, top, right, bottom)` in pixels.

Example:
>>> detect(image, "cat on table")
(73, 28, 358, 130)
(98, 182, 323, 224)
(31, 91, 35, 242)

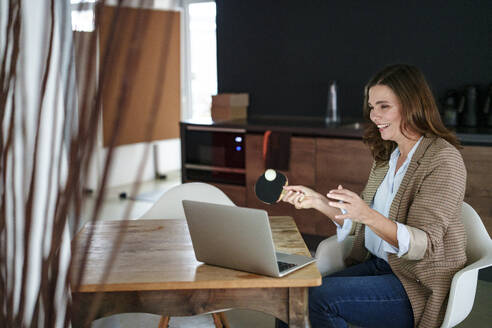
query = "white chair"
(440, 202, 492, 328)
(141, 182, 235, 220)
(140, 182, 235, 328)
(314, 202, 492, 328)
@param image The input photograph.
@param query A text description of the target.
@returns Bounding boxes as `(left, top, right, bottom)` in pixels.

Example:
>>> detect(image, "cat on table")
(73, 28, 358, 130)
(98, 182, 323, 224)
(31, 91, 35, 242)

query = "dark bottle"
(461, 85, 478, 127)
(325, 81, 340, 124)
(483, 84, 492, 127)
(457, 93, 465, 126)
(442, 90, 458, 127)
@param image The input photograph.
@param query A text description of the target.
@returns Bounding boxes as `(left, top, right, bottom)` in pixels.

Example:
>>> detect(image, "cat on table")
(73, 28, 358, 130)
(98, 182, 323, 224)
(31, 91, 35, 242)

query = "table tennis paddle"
(254, 169, 288, 204)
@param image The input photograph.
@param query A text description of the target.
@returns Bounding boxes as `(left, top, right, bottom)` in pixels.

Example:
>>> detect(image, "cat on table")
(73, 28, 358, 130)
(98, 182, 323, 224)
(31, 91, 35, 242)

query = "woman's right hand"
(280, 185, 325, 210)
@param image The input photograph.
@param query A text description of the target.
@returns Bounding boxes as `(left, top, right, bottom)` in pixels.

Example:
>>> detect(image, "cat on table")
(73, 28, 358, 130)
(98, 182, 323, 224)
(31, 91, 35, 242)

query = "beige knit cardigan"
(345, 135, 467, 328)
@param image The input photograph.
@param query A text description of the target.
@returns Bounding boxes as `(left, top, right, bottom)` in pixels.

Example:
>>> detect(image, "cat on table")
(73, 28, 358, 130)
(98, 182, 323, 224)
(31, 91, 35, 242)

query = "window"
(182, 0, 218, 120)
(71, 0, 96, 32)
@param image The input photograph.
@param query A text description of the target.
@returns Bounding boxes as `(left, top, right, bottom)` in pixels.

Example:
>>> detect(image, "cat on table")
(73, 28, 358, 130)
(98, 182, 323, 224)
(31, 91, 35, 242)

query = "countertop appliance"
(181, 125, 246, 185)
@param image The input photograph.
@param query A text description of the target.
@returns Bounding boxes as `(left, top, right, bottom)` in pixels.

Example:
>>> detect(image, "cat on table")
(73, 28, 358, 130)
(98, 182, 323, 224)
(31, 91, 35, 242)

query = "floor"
(85, 170, 492, 328)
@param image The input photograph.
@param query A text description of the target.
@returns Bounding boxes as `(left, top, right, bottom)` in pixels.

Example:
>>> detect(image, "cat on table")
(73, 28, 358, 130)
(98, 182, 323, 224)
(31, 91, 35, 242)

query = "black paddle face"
(254, 170, 288, 204)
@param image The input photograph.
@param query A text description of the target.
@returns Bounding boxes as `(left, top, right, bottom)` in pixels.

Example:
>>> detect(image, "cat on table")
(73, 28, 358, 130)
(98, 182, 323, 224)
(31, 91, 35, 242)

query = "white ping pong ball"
(265, 169, 277, 181)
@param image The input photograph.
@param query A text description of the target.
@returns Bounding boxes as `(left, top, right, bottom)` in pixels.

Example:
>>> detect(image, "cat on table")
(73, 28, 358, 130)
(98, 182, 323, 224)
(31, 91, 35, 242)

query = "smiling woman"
(280, 64, 467, 328)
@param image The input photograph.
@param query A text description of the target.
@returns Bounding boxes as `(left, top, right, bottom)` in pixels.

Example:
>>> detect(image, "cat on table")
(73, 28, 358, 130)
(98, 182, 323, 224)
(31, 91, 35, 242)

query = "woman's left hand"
(327, 185, 374, 225)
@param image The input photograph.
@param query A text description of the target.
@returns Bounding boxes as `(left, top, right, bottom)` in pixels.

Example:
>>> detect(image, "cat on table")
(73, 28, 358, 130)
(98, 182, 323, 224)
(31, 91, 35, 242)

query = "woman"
(281, 64, 467, 328)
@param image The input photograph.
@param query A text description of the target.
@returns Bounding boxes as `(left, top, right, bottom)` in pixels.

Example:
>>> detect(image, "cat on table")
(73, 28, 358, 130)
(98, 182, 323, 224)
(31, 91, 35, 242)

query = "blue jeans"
(308, 257, 414, 328)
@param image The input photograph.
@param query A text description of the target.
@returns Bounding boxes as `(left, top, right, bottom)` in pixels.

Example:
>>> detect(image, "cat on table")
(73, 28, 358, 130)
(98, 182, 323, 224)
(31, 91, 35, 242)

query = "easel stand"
(119, 144, 167, 200)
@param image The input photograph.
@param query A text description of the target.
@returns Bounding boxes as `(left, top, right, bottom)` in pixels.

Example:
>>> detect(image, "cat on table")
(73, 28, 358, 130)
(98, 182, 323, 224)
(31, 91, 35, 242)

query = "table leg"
(288, 287, 310, 328)
(158, 316, 170, 328)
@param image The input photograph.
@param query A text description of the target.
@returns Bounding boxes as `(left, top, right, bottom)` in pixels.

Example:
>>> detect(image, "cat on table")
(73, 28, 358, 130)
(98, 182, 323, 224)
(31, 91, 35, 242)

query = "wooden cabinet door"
(245, 134, 317, 232)
(208, 183, 247, 207)
(460, 146, 492, 237)
(316, 138, 373, 195)
(314, 138, 373, 236)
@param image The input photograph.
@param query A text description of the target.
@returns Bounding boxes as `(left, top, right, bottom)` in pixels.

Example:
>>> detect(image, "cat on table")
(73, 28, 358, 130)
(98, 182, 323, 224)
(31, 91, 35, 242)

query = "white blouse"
(336, 136, 423, 261)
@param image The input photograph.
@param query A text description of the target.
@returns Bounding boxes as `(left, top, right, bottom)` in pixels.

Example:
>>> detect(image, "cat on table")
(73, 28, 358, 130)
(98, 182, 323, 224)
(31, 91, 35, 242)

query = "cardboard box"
(212, 93, 249, 107)
(211, 93, 249, 122)
(211, 105, 247, 122)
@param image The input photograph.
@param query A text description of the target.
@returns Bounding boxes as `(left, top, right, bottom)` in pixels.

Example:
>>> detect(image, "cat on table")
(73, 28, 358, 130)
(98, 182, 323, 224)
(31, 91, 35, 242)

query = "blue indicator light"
(236, 146, 242, 151)
(235, 136, 242, 143)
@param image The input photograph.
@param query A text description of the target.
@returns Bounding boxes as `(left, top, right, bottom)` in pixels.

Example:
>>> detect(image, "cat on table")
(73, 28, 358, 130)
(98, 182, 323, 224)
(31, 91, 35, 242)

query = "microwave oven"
(182, 125, 246, 185)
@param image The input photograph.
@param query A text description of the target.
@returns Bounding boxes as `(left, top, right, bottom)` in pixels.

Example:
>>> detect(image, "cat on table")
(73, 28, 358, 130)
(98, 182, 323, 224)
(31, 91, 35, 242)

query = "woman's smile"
(376, 123, 391, 131)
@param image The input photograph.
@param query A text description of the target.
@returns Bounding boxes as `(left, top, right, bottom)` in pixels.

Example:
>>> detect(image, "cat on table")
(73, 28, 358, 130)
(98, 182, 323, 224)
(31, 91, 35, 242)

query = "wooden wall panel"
(314, 138, 373, 237)
(460, 146, 492, 237)
(315, 138, 373, 196)
(99, 6, 180, 146)
(245, 134, 318, 235)
(209, 182, 247, 207)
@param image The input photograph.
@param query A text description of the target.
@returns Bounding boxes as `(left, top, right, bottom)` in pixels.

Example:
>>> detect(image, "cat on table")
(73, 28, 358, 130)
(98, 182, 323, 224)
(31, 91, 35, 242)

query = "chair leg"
(212, 313, 223, 328)
(212, 312, 230, 328)
(219, 312, 231, 328)
(218, 312, 230, 328)
(158, 316, 170, 328)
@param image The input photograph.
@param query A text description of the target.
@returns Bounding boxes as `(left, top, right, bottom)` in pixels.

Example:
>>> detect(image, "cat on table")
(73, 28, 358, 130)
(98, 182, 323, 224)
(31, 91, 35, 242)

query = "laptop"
(182, 200, 316, 277)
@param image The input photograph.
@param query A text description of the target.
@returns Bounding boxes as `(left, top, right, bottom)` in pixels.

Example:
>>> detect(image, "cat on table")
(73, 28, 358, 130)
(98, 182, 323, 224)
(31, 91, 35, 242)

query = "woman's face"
(368, 84, 406, 143)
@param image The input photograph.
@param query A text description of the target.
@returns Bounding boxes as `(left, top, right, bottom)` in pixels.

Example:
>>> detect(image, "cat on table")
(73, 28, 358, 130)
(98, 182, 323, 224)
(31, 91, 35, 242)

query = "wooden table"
(71, 217, 321, 327)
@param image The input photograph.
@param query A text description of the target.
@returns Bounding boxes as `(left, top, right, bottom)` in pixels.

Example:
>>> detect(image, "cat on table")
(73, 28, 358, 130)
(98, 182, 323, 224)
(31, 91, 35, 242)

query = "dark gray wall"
(216, 0, 492, 121)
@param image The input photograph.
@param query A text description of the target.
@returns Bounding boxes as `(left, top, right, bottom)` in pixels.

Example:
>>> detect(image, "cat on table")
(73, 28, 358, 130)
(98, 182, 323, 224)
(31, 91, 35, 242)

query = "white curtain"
(1, 0, 75, 326)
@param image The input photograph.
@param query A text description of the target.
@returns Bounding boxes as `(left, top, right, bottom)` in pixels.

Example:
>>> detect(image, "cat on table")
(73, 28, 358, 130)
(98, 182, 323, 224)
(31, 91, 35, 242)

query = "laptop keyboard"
(277, 261, 296, 272)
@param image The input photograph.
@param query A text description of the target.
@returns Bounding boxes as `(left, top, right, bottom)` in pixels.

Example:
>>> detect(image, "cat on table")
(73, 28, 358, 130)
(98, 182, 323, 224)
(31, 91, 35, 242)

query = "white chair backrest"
(461, 202, 492, 264)
(140, 182, 235, 219)
(440, 202, 492, 328)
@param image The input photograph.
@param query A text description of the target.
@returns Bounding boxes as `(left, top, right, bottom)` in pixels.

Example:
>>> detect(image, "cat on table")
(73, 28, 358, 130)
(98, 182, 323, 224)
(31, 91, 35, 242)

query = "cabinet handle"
(185, 164, 246, 174)
(186, 126, 246, 133)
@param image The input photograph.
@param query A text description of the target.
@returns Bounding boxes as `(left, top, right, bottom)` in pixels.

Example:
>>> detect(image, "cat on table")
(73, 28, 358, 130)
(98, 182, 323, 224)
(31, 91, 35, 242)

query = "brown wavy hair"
(362, 64, 460, 164)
